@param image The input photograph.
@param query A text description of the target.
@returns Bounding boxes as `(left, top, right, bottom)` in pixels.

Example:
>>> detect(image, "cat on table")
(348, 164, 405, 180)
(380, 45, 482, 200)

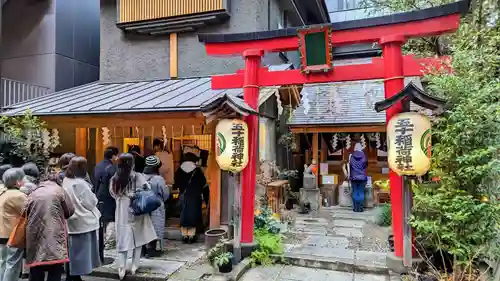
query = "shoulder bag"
(8, 213, 26, 248)
(130, 180, 162, 216)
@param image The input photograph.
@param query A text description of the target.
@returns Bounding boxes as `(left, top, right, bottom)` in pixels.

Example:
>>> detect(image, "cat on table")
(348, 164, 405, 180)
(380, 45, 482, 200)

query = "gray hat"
(145, 155, 161, 167)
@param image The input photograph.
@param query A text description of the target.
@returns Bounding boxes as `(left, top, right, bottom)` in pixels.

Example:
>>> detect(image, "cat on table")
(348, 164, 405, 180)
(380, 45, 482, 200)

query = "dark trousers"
(351, 180, 367, 212)
(29, 264, 63, 281)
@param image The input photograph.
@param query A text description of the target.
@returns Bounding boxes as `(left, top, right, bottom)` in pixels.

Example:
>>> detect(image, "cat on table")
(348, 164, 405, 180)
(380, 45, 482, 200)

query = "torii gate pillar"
(241, 49, 264, 244)
(380, 35, 409, 258)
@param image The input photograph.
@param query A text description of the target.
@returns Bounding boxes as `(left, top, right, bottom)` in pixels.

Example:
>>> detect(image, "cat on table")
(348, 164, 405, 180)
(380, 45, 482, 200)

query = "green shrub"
(376, 203, 392, 227)
(250, 228, 284, 266)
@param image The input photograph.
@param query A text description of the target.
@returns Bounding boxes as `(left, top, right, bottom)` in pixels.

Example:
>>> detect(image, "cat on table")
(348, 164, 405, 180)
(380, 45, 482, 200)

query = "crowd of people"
(0, 141, 209, 281)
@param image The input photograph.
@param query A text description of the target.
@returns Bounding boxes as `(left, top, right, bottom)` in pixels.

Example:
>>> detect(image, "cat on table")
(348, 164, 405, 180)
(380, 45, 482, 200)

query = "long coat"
(174, 163, 208, 228)
(143, 174, 169, 246)
(94, 159, 117, 222)
(110, 172, 157, 252)
(24, 181, 75, 268)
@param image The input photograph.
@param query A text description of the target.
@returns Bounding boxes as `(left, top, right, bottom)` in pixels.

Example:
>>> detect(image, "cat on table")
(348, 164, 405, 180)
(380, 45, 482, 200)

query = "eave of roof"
(2, 64, 292, 117)
(198, 0, 469, 44)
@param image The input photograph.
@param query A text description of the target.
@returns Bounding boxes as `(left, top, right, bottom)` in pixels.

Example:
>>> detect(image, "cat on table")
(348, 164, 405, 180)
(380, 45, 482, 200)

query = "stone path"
(281, 206, 391, 274)
(240, 265, 389, 281)
(91, 239, 208, 280)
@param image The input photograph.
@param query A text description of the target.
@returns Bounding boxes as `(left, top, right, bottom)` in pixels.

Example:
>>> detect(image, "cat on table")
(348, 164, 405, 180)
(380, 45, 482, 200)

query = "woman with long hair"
(63, 157, 101, 281)
(110, 153, 156, 280)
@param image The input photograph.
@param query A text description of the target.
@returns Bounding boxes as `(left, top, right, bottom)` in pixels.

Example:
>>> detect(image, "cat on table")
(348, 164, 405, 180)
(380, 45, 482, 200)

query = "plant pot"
(218, 261, 233, 273)
(205, 228, 227, 251)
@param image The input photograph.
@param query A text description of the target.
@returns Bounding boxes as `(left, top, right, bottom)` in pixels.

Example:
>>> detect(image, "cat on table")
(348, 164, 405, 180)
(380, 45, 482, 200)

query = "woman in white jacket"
(62, 157, 101, 281)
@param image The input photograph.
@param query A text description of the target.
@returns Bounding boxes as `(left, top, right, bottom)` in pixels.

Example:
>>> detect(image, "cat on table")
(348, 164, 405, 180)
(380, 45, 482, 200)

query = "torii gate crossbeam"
(199, 0, 468, 268)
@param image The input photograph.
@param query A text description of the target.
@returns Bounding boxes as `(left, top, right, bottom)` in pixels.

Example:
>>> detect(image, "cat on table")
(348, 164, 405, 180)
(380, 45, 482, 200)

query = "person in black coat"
(93, 147, 119, 262)
(174, 153, 208, 244)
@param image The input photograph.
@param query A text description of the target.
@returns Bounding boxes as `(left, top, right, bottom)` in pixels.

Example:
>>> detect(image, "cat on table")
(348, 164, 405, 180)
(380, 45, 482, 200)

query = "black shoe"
(182, 237, 189, 244)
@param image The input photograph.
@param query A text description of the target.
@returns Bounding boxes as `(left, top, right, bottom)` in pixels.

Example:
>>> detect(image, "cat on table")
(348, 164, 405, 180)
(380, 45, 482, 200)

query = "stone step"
(278, 250, 389, 275)
(91, 258, 186, 281)
(333, 219, 367, 229)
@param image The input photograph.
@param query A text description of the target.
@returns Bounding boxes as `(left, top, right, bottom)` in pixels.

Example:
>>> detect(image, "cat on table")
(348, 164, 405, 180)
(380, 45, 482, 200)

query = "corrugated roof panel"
(288, 77, 422, 126)
(90, 80, 178, 111)
(42, 83, 143, 113)
(75, 81, 167, 112)
(179, 88, 229, 107)
(134, 78, 208, 109)
(156, 79, 212, 108)
(113, 79, 193, 110)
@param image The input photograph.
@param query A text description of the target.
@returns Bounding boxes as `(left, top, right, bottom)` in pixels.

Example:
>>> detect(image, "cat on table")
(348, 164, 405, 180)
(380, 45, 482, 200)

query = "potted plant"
(213, 251, 234, 273)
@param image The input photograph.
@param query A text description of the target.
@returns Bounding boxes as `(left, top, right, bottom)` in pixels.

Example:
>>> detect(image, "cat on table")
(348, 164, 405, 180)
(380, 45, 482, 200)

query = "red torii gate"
(199, 0, 468, 265)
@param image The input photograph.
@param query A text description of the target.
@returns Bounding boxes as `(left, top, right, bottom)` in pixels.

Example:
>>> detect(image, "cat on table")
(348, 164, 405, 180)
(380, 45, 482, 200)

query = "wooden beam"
(170, 33, 178, 78)
(290, 125, 386, 134)
(208, 121, 221, 228)
(210, 56, 445, 89)
(312, 133, 319, 186)
(41, 112, 205, 130)
(75, 128, 88, 157)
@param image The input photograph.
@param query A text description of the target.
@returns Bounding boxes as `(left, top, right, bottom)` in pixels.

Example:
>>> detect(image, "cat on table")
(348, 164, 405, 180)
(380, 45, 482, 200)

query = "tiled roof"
(3, 64, 292, 116)
(288, 77, 423, 126)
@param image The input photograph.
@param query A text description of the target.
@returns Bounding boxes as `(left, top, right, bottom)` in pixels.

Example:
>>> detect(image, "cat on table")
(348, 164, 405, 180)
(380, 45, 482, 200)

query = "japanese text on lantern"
(231, 123, 245, 168)
(395, 118, 415, 172)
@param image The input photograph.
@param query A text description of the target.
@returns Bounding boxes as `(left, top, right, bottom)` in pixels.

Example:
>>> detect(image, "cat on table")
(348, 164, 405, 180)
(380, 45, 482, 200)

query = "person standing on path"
(20, 163, 40, 196)
(174, 153, 208, 244)
(63, 157, 101, 281)
(110, 153, 157, 280)
(143, 155, 169, 256)
(348, 143, 368, 212)
(94, 147, 119, 259)
(0, 168, 28, 281)
(24, 171, 75, 281)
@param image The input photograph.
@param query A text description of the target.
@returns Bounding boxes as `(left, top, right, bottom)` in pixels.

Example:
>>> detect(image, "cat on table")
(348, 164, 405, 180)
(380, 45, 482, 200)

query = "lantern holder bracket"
(201, 93, 259, 123)
(374, 82, 447, 113)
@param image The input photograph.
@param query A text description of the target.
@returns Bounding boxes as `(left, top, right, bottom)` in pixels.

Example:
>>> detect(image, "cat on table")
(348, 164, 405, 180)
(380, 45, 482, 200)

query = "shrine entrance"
(198, 0, 468, 269)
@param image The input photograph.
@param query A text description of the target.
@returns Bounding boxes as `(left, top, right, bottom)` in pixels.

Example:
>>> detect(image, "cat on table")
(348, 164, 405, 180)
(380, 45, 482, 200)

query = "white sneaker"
(118, 267, 126, 280)
(131, 265, 138, 275)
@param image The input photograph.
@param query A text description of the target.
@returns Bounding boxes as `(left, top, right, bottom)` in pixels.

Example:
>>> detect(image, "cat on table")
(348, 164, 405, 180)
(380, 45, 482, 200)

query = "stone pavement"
(240, 265, 389, 281)
(91, 239, 208, 280)
(281, 206, 391, 275)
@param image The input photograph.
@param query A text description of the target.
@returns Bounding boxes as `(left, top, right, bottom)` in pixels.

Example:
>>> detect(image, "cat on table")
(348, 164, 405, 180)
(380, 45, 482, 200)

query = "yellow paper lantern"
(215, 119, 249, 172)
(387, 112, 432, 176)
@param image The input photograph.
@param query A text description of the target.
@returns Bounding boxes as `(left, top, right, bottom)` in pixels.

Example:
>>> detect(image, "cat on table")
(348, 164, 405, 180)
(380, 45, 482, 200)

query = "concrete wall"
(1, 0, 100, 92)
(100, 0, 288, 82)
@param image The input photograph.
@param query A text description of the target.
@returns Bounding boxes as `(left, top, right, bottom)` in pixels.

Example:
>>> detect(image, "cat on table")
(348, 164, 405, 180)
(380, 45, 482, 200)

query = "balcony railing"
(1, 78, 51, 108)
(119, 0, 225, 23)
(116, 0, 230, 35)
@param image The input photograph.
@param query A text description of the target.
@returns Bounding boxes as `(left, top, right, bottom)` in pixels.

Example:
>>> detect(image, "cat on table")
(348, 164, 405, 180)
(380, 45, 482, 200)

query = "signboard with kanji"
(215, 119, 249, 172)
(297, 25, 333, 74)
(387, 112, 432, 176)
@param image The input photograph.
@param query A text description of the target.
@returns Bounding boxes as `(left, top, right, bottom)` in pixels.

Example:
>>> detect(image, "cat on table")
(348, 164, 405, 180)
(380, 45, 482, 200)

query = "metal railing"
(0, 78, 51, 108)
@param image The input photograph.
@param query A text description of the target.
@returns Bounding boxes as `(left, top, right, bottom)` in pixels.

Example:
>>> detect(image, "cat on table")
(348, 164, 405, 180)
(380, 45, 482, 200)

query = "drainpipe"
(290, 0, 306, 25)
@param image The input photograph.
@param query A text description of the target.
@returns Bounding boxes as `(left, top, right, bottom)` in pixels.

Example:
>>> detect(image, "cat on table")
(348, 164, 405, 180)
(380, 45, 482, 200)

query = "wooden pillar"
(95, 129, 104, 164)
(312, 133, 319, 186)
(208, 122, 221, 228)
(75, 128, 88, 158)
(170, 33, 178, 78)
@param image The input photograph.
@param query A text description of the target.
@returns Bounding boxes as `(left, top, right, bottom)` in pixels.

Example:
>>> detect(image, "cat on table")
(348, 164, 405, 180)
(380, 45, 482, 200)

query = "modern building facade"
(0, 0, 100, 107)
(100, 0, 328, 82)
